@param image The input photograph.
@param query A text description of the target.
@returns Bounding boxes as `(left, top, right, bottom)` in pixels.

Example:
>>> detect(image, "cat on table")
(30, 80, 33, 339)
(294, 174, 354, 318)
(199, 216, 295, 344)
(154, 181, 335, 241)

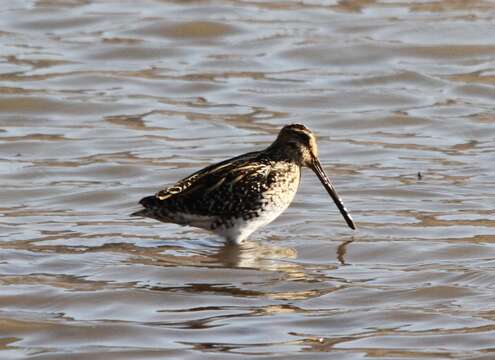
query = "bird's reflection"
(122, 238, 299, 272)
(121, 236, 354, 273)
(127, 237, 357, 302)
(336, 239, 354, 266)
(211, 240, 298, 269)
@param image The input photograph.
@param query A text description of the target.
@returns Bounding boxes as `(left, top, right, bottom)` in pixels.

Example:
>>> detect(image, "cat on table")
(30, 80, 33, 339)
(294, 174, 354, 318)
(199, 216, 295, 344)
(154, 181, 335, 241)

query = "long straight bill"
(311, 158, 356, 230)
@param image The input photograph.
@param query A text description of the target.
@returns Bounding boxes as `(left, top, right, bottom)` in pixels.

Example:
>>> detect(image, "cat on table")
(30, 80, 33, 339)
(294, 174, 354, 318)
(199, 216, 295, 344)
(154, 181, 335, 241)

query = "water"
(1, 1, 495, 359)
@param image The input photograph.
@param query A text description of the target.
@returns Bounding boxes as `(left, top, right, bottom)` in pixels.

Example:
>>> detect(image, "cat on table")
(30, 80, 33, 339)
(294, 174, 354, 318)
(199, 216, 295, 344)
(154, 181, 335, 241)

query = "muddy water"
(1, 1, 495, 359)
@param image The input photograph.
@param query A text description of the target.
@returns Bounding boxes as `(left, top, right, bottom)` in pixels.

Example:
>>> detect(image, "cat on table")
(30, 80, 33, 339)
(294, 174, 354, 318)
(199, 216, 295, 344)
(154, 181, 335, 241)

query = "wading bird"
(132, 124, 355, 244)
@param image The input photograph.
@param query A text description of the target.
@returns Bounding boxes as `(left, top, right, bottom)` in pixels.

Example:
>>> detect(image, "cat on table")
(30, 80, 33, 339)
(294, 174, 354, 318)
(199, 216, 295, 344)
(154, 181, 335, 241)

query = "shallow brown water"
(1, 0, 495, 359)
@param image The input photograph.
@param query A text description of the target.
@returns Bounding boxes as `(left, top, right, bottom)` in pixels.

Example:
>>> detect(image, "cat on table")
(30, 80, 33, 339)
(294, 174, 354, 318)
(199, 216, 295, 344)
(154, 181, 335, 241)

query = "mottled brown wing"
(157, 155, 273, 217)
(155, 151, 261, 201)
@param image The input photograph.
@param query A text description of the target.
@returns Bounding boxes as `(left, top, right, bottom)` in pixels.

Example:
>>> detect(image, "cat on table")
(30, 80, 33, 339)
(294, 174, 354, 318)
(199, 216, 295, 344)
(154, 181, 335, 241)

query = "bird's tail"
(130, 195, 160, 217)
(130, 209, 147, 217)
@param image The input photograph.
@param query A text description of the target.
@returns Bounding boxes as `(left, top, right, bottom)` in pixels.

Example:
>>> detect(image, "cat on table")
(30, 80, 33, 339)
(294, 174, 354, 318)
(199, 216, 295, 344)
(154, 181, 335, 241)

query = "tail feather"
(130, 195, 160, 217)
(130, 209, 148, 217)
(139, 195, 160, 208)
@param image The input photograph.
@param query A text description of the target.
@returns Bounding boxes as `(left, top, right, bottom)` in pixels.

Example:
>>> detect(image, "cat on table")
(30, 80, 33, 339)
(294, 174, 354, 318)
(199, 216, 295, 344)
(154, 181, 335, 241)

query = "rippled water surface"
(1, 1, 495, 359)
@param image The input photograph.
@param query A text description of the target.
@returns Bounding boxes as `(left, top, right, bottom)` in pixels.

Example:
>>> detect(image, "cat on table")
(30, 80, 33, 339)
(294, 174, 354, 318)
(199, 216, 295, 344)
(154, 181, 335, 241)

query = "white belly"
(216, 207, 285, 244)
(217, 166, 300, 244)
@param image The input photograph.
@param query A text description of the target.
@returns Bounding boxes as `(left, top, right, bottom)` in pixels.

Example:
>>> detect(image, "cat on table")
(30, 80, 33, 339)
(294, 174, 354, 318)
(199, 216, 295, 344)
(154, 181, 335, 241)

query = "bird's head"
(270, 123, 356, 230)
(274, 124, 318, 167)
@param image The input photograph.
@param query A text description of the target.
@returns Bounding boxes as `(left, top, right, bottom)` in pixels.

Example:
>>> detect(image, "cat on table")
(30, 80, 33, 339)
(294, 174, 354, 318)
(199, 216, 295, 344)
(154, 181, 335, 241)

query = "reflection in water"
(135, 239, 356, 302)
(337, 239, 354, 266)
(113, 238, 300, 271)
(212, 241, 298, 269)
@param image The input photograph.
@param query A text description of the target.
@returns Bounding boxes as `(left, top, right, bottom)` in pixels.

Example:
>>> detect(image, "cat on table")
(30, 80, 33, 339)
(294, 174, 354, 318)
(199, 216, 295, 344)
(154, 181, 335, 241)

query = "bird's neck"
(264, 141, 303, 166)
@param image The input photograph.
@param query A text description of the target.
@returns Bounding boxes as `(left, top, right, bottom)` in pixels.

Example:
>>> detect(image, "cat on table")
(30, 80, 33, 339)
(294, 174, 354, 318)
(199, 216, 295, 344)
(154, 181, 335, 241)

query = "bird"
(132, 124, 355, 244)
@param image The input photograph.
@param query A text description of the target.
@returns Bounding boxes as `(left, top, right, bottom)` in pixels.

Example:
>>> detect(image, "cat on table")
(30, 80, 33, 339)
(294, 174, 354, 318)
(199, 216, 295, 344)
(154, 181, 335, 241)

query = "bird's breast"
(259, 162, 300, 212)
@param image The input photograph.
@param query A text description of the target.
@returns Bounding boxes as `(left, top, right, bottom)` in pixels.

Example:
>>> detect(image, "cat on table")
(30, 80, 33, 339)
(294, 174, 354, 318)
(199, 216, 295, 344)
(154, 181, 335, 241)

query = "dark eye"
(295, 132, 310, 145)
(287, 141, 299, 148)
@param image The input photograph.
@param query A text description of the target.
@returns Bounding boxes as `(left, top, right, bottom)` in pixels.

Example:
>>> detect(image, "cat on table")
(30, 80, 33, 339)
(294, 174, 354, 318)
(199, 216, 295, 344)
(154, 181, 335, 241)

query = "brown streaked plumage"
(132, 124, 355, 244)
